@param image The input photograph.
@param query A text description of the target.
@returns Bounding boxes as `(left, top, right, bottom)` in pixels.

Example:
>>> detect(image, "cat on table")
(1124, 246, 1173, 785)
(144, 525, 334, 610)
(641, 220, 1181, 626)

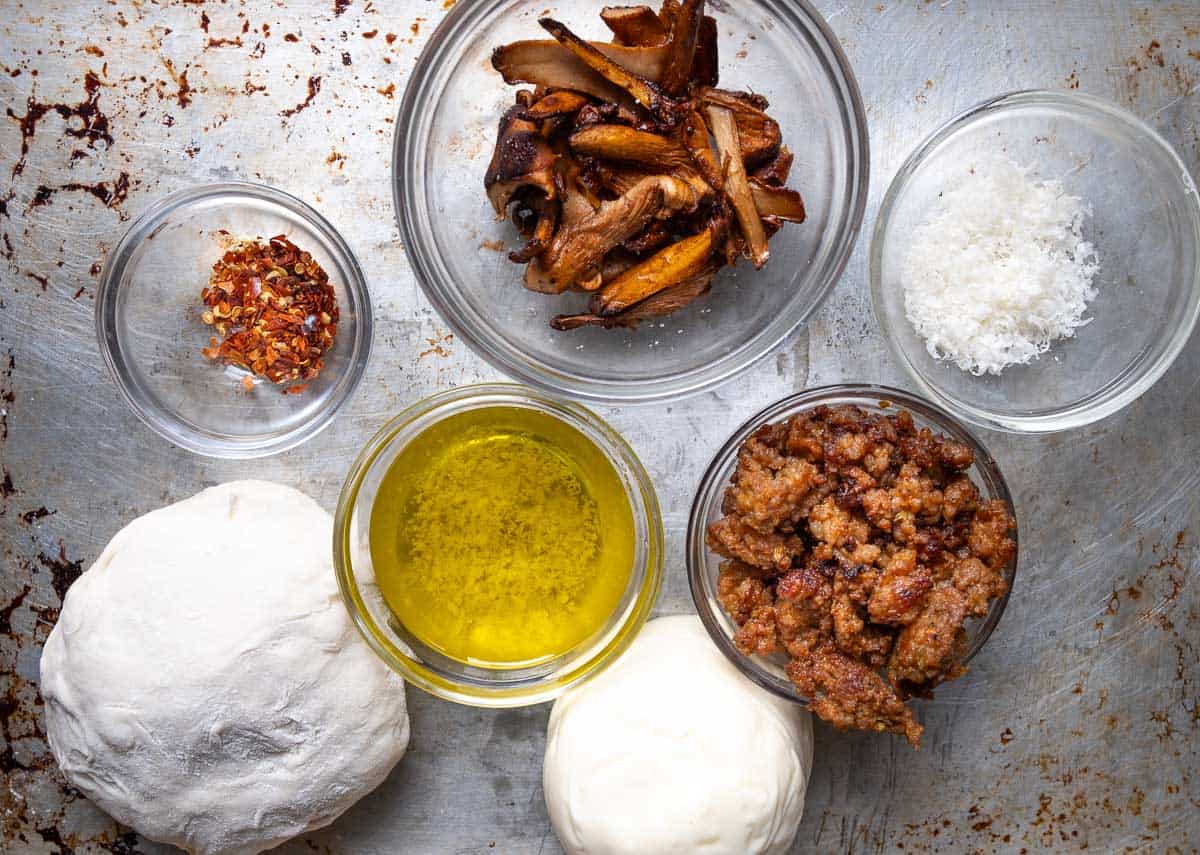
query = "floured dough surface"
(543, 615, 813, 855)
(40, 480, 410, 855)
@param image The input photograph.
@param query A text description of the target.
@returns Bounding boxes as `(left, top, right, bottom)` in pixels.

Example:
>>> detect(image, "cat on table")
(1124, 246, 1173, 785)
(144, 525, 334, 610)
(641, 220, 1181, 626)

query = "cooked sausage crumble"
(707, 404, 1016, 746)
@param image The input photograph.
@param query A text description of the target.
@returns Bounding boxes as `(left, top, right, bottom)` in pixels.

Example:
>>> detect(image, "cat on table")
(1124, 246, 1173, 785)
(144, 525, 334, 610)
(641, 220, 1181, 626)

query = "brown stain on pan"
(280, 75, 322, 119)
(5, 71, 113, 179)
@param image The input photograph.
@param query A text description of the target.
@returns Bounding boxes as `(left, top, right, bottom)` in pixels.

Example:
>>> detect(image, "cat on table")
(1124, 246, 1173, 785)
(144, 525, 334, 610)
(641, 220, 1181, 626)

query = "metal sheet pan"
(1, 1, 1197, 852)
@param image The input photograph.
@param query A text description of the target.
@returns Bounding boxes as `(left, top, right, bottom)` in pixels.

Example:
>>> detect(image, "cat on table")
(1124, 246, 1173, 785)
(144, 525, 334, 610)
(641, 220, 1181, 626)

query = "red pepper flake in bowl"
(200, 235, 338, 392)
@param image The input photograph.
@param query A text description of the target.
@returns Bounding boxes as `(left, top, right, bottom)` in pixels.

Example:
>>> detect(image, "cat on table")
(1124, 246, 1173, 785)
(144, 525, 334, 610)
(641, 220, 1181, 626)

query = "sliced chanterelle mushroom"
(705, 104, 769, 268)
(659, 0, 704, 95)
(750, 178, 806, 224)
(524, 90, 594, 121)
(589, 217, 724, 316)
(601, 5, 670, 46)
(752, 145, 794, 187)
(551, 266, 716, 330)
(569, 124, 712, 199)
(540, 17, 686, 129)
(485, 105, 559, 218)
(525, 174, 696, 294)
(700, 87, 782, 168)
(492, 40, 669, 104)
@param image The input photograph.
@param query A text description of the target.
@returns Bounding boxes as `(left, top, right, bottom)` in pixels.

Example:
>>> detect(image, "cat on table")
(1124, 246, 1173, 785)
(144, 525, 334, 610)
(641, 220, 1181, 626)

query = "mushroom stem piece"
(706, 104, 769, 269)
(539, 17, 684, 128)
(659, 0, 705, 95)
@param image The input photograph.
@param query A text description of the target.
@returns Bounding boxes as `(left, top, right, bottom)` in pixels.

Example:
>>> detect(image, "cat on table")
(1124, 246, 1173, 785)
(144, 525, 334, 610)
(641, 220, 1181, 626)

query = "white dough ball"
(544, 615, 813, 855)
(40, 481, 410, 855)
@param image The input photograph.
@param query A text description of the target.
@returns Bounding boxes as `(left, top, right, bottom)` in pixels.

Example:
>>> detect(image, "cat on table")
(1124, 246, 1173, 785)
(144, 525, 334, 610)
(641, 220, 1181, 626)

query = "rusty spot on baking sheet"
(24, 271, 48, 291)
(0, 472, 14, 501)
(83, 45, 104, 57)
(160, 58, 193, 108)
(385, 32, 397, 44)
(206, 36, 244, 49)
(89, 261, 102, 276)
(284, 32, 300, 42)
(200, 10, 210, 32)
(442, 0, 456, 9)
(418, 331, 454, 359)
(1, 233, 12, 260)
(479, 237, 505, 252)
(377, 82, 396, 98)
(363, 29, 378, 38)
(281, 75, 322, 118)
(1065, 70, 1079, 89)
(342, 51, 352, 66)
(411, 18, 424, 35)
(0, 586, 29, 634)
(72, 286, 85, 299)
(5, 70, 113, 179)
(38, 542, 83, 602)
(334, 0, 351, 14)
(30, 172, 131, 211)
(999, 727, 1013, 745)
(1, 351, 13, 443)
(326, 149, 346, 169)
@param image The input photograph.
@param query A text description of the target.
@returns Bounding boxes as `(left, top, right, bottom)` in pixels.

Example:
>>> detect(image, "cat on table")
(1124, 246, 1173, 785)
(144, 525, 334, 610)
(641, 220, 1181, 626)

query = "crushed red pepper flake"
(200, 235, 338, 392)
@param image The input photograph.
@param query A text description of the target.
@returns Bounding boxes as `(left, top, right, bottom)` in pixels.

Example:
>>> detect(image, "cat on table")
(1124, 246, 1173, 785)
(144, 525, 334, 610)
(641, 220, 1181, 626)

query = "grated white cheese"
(901, 158, 1100, 376)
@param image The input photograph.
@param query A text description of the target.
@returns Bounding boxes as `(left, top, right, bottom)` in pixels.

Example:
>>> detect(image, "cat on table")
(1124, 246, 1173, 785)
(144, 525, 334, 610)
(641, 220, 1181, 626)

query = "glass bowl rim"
(391, 0, 871, 404)
(869, 88, 1200, 434)
(685, 383, 1020, 705)
(94, 180, 374, 458)
(333, 382, 665, 707)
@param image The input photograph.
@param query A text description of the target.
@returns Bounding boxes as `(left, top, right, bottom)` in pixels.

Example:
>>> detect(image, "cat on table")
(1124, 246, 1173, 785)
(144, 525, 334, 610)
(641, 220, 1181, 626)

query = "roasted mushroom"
(601, 5, 670, 46)
(524, 174, 697, 294)
(485, 105, 558, 217)
(484, 0, 806, 330)
(706, 104, 768, 268)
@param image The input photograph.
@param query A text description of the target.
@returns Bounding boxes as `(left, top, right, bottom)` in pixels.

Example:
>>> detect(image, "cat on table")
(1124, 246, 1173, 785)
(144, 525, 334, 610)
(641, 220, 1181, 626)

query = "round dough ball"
(40, 481, 410, 855)
(544, 615, 813, 855)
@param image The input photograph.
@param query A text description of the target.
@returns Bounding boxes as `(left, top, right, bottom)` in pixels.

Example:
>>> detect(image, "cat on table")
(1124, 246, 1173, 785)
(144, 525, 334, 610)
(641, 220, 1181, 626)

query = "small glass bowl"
(393, 0, 868, 403)
(686, 385, 1018, 704)
(334, 383, 664, 707)
(96, 182, 372, 458)
(872, 90, 1200, 433)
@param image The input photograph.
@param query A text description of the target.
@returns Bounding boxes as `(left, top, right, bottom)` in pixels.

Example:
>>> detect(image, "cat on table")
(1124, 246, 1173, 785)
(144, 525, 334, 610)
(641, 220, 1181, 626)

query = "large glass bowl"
(394, 0, 868, 403)
(334, 384, 664, 707)
(687, 385, 1018, 704)
(96, 182, 372, 457)
(872, 90, 1200, 433)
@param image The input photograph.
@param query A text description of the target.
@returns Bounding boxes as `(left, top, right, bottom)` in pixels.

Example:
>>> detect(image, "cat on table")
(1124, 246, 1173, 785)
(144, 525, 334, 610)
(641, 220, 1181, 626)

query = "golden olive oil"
(369, 406, 635, 667)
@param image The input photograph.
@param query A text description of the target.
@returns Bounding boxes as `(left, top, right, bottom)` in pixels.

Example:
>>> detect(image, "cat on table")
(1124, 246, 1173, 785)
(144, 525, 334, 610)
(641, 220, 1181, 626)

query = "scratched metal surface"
(1, 0, 1198, 853)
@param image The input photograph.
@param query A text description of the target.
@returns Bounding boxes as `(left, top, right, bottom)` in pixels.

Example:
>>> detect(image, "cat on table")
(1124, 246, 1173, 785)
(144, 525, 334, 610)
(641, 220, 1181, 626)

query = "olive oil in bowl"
(368, 405, 635, 668)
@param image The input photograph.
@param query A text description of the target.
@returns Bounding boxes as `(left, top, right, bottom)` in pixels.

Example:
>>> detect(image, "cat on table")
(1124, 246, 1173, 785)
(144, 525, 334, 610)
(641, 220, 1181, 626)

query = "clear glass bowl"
(96, 182, 372, 457)
(872, 90, 1200, 433)
(334, 383, 664, 707)
(686, 385, 1018, 704)
(393, 0, 868, 403)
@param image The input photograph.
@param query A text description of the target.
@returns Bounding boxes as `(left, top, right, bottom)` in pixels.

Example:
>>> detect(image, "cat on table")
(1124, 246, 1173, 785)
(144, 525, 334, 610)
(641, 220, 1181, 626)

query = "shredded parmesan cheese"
(901, 158, 1100, 376)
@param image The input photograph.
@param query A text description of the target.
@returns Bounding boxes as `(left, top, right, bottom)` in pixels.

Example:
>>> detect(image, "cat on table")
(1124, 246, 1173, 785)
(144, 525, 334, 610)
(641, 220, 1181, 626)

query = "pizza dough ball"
(40, 481, 410, 855)
(543, 615, 813, 855)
